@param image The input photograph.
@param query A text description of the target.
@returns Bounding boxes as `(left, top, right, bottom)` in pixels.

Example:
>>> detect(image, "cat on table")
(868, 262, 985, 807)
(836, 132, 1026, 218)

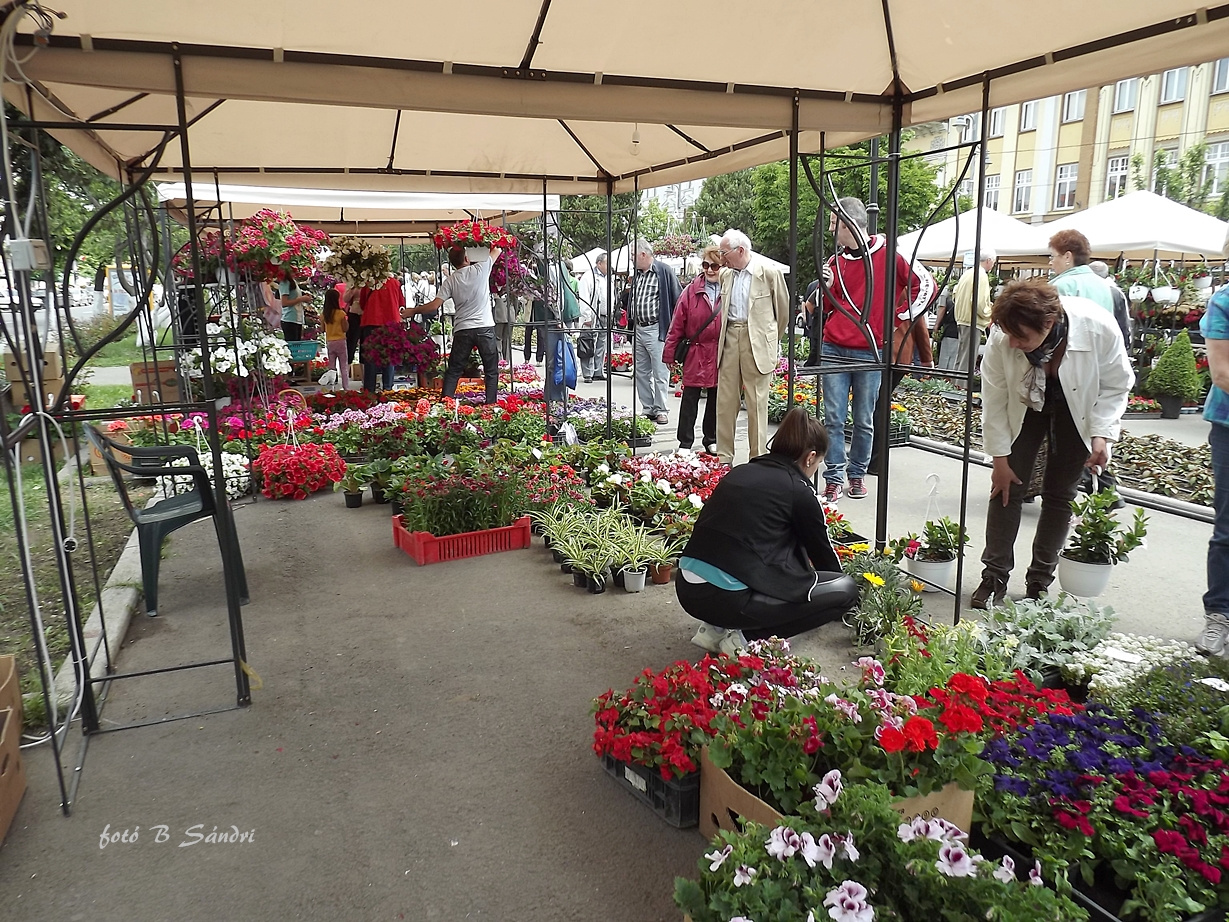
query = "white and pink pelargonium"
(821, 880, 874, 922)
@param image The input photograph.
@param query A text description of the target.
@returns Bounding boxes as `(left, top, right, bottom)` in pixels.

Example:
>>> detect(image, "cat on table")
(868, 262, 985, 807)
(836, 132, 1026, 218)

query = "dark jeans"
(675, 572, 857, 639)
(443, 326, 500, 404)
(345, 311, 362, 364)
(1207, 422, 1229, 615)
(281, 321, 303, 342)
(980, 401, 1090, 590)
(678, 386, 717, 449)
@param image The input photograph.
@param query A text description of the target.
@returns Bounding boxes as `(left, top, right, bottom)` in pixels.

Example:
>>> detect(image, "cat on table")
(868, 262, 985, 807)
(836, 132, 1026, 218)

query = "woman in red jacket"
(663, 245, 724, 453)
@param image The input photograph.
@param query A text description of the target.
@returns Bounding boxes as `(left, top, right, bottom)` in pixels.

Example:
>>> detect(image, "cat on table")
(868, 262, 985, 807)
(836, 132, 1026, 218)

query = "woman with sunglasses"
(663, 246, 725, 453)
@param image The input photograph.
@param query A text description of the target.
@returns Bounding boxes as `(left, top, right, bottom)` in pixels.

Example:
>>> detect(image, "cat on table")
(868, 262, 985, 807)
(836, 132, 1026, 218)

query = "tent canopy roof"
(9, 2, 1229, 193)
(1041, 191, 1229, 260)
(155, 183, 558, 238)
(897, 208, 1050, 264)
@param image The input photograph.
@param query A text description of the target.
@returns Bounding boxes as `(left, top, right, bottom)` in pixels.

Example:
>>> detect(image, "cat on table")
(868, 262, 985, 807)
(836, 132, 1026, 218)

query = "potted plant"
(888, 516, 967, 592)
(1057, 489, 1148, 598)
(334, 462, 370, 508)
(615, 526, 654, 593)
(647, 536, 685, 585)
(1145, 329, 1202, 418)
(978, 592, 1116, 687)
(365, 458, 393, 504)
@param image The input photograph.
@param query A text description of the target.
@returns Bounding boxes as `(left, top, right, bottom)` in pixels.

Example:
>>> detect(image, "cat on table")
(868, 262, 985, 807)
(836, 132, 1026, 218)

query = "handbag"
(673, 303, 722, 366)
(553, 337, 578, 389)
(576, 332, 596, 360)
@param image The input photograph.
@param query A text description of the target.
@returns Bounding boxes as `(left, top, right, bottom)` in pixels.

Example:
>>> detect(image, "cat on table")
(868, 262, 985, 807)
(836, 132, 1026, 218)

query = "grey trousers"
(956, 324, 983, 374)
(981, 400, 1090, 590)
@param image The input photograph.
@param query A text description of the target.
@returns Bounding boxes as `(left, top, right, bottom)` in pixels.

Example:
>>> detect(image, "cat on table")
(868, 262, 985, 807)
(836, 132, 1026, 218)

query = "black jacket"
(682, 454, 841, 603)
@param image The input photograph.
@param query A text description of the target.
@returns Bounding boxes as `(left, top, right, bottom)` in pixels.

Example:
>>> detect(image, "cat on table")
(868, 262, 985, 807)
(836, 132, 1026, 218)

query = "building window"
(958, 178, 974, 199)
(1013, 169, 1032, 213)
(1214, 59, 1229, 95)
(988, 107, 1006, 138)
(1205, 141, 1229, 196)
(1105, 155, 1130, 199)
(1062, 90, 1086, 123)
(1054, 163, 1078, 210)
(983, 174, 1001, 211)
(957, 113, 980, 143)
(1113, 78, 1139, 113)
(1019, 101, 1037, 132)
(1160, 67, 1188, 104)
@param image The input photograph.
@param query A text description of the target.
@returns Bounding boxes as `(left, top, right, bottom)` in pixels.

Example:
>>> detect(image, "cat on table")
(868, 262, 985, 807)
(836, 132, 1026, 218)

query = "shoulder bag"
(673, 302, 722, 366)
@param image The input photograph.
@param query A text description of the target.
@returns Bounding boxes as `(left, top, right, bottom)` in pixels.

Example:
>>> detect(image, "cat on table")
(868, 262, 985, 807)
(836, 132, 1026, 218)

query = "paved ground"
(0, 365, 1211, 921)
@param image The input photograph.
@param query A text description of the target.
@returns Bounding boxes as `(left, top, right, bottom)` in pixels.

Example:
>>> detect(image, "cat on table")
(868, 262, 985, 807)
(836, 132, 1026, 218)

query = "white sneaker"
(690, 623, 727, 654)
(718, 629, 749, 656)
(1197, 612, 1229, 656)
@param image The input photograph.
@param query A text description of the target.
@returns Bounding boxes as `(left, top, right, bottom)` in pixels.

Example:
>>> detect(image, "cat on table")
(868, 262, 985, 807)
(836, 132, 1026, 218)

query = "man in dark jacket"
(629, 239, 681, 425)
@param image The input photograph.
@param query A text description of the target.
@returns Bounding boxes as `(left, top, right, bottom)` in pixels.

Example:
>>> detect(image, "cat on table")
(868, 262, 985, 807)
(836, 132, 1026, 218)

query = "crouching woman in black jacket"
(677, 407, 858, 655)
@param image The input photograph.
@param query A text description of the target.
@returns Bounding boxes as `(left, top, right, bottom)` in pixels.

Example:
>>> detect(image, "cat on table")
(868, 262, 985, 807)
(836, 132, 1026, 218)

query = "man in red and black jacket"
(816, 197, 935, 504)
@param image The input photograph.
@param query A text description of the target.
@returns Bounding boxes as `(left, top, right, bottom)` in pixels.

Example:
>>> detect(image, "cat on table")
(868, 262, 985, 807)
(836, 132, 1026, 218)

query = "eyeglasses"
(701, 261, 721, 270)
(717, 247, 740, 258)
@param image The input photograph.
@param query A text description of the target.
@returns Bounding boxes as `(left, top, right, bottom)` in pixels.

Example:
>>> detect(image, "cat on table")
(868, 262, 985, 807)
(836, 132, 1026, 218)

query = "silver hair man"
(634, 239, 654, 258)
(835, 197, 868, 232)
(720, 228, 752, 254)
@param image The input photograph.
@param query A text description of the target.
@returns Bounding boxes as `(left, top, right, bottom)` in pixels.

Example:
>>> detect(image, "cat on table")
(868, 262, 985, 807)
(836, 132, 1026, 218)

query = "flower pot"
(572, 571, 588, 588)
(1151, 285, 1180, 305)
(1193, 275, 1213, 290)
(464, 247, 492, 264)
(390, 499, 404, 517)
(1157, 394, 1183, 419)
(561, 562, 573, 574)
(1057, 553, 1113, 598)
(343, 490, 363, 508)
(612, 568, 625, 588)
(905, 555, 955, 592)
(587, 572, 607, 594)
(622, 567, 647, 593)
(1128, 284, 1149, 302)
(551, 548, 566, 563)
(649, 562, 673, 585)
(371, 485, 390, 504)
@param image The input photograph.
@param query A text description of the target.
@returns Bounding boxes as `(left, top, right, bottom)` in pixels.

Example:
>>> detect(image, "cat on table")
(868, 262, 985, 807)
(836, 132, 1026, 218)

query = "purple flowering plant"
(675, 773, 1083, 921)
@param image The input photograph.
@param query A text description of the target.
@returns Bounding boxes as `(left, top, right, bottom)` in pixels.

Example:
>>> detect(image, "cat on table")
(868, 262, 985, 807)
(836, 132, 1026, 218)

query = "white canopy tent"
(1040, 190, 1229, 260)
(896, 208, 1049, 264)
(7, 2, 1229, 195)
(155, 183, 560, 239)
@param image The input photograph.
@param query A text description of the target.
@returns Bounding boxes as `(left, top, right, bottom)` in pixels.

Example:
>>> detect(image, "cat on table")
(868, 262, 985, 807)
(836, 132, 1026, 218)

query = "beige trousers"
(716, 322, 772, 463)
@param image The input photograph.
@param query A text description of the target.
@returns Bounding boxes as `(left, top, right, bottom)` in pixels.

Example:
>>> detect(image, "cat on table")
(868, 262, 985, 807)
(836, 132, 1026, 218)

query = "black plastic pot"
(343, 491, 363, 508)
(1158, 394, 1183, 419)
(552, 548, 566, 563)
(612, 569, 626, 589)
(560, 562, 573, 574)
(572, 571, 588, 588)
(587, 573, 607, 594)
(390, 500, 403, 517)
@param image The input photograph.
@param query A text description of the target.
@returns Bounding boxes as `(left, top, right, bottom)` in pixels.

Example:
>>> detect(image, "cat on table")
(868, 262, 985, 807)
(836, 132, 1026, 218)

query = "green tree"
(751, 139, 947, 284)
(557, 192, 637, 253)
(1150, 143, 1214, 211)
(634, 197, 673, 243)
(693, 169, 756, 240)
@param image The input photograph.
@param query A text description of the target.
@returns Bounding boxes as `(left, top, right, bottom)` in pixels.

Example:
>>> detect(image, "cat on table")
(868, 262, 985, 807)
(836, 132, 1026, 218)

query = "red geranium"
(250, 443, 345, 499)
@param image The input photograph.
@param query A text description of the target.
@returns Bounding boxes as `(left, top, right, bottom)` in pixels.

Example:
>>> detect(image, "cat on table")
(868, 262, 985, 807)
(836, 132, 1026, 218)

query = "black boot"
(970, 576, 1007, 610)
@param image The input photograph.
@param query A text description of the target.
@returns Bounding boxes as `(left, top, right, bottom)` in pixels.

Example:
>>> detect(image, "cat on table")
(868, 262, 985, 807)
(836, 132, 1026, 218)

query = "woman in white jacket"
(971, 279, 1133, 609)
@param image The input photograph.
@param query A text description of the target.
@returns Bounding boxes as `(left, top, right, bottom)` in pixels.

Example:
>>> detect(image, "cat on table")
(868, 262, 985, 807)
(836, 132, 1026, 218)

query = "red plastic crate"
(392, 514, 532, 566)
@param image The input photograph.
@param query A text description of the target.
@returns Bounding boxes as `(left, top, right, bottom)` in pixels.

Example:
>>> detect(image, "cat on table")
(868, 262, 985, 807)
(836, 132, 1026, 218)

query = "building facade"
(916, 58, 1229, 223)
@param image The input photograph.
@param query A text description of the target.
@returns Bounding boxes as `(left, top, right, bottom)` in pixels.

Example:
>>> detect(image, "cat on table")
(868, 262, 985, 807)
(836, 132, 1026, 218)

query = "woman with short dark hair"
(676, 407, 859, 654)
(971, 278, 1133, 609)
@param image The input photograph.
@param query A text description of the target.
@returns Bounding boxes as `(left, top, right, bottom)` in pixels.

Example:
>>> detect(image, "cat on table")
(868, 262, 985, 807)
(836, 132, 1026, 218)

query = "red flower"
(878, 725, 907, 753)
(902, 716, 939, 752)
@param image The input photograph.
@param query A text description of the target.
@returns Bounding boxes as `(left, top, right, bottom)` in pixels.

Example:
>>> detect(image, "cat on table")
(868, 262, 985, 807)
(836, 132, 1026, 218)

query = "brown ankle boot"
(970, 576, 1007, 610)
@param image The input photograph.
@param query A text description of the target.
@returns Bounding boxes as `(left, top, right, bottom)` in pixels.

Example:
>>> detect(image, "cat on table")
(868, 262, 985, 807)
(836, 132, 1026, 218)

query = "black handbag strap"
(690, 300, 721, 341)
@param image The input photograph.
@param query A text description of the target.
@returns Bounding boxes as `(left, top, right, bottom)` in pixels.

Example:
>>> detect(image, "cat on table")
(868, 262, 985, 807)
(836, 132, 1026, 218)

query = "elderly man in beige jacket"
(953, 247, 996, 375)
(714, 229, 791, 463)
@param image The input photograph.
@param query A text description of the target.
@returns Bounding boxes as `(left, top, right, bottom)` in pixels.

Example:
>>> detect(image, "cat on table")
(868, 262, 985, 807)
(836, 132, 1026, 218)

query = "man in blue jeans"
(1196, 234, 1229, 656)
(415, 241, 502, 404)
(816, 198, 935, 503)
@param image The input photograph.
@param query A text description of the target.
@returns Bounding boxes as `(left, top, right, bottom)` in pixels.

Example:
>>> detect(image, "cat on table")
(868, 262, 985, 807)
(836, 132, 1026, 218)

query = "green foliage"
(881, 617, 1014, 694)
(840, 550, 924, 647)
(692, 169, 757, 241)
(979, 593, 1116, 680)
(752, 139, 947, 284)
(1064, 490, 1149, 565)
(1146, 329, 1202, 399)
(557, 192, 638, 253)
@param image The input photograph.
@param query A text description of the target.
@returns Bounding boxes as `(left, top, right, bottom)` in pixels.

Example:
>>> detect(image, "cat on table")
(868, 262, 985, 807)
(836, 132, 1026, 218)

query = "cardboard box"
(0, 655, 27, 845)
(697, 747, 974, 840)
(130, 361, 180, 404)
(14, 437, 67, 468)
(89, 431, 133, 475)
(350, 364, 362, 381)
(3, 343, 62, 381)
(7, 376, 64, 411)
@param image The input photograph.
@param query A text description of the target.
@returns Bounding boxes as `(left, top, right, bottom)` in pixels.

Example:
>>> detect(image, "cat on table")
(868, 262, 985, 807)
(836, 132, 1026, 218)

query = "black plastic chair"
(85, 425, 249, 618)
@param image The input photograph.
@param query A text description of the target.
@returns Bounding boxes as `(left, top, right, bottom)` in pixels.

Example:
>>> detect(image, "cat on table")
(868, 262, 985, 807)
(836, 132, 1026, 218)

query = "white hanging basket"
(906, 556, 956, 593)
(1057, 553, 1113, 598)
(1193, 275, 1214, 290)
(1150, 285, 1180, 305)
(1128, 285, 1150, 303)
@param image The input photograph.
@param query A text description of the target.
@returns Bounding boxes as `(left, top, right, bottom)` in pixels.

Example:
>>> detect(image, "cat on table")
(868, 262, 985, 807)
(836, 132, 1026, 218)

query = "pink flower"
(993, 855, 1017, 883)
(799, 832, 836, 870)
(766, 825, 802, 860)
(1029, 860, 1045, 886)
(936, 843, 979, 878)
(733, 865, 757, 887)
(855, 656, 885, 687)
(813, 769, 843, 809)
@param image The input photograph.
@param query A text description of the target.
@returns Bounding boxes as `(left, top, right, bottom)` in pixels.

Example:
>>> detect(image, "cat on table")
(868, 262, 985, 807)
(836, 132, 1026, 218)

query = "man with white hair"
(578, 253, 609, 382)
(953, 247, 997, 375)
(714, 228, 790, 462)
(1089, 261, 1131, 348)
(817, 197, 936, 502)
(629, 240, 681, 424)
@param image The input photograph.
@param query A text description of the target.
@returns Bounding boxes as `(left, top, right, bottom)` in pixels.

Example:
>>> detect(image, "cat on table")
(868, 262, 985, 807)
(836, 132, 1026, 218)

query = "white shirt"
(727, 266, 753, 322)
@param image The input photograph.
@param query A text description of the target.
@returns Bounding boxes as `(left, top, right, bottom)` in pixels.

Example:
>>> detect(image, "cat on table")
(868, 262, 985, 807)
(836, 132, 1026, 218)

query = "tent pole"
(954, 74, 993, 624)
(787, 94, 799, 409)
(605, 179, 614, 440)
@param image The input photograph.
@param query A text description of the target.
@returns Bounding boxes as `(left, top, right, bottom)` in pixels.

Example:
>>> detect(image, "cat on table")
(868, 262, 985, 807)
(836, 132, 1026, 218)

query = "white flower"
(656, 478, 671, 492)
(835, 833, 859, 862)
(993, 855, 1016, 883)
(733, 865, 757, 887)
(799, 832, 836, 870)
(855, 656, 886, 686)
(704, 844, 732, 871)
(688, 493, 703, 508)
(813, 770, 843, 808)
(639, 469, 652, 482)
(936, 843, 978, 878)
(765, 826, 802, 860)
(596, 463, 610, 474)
(1029, 860, 1044, 886)
(822, 881, 874, 922)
